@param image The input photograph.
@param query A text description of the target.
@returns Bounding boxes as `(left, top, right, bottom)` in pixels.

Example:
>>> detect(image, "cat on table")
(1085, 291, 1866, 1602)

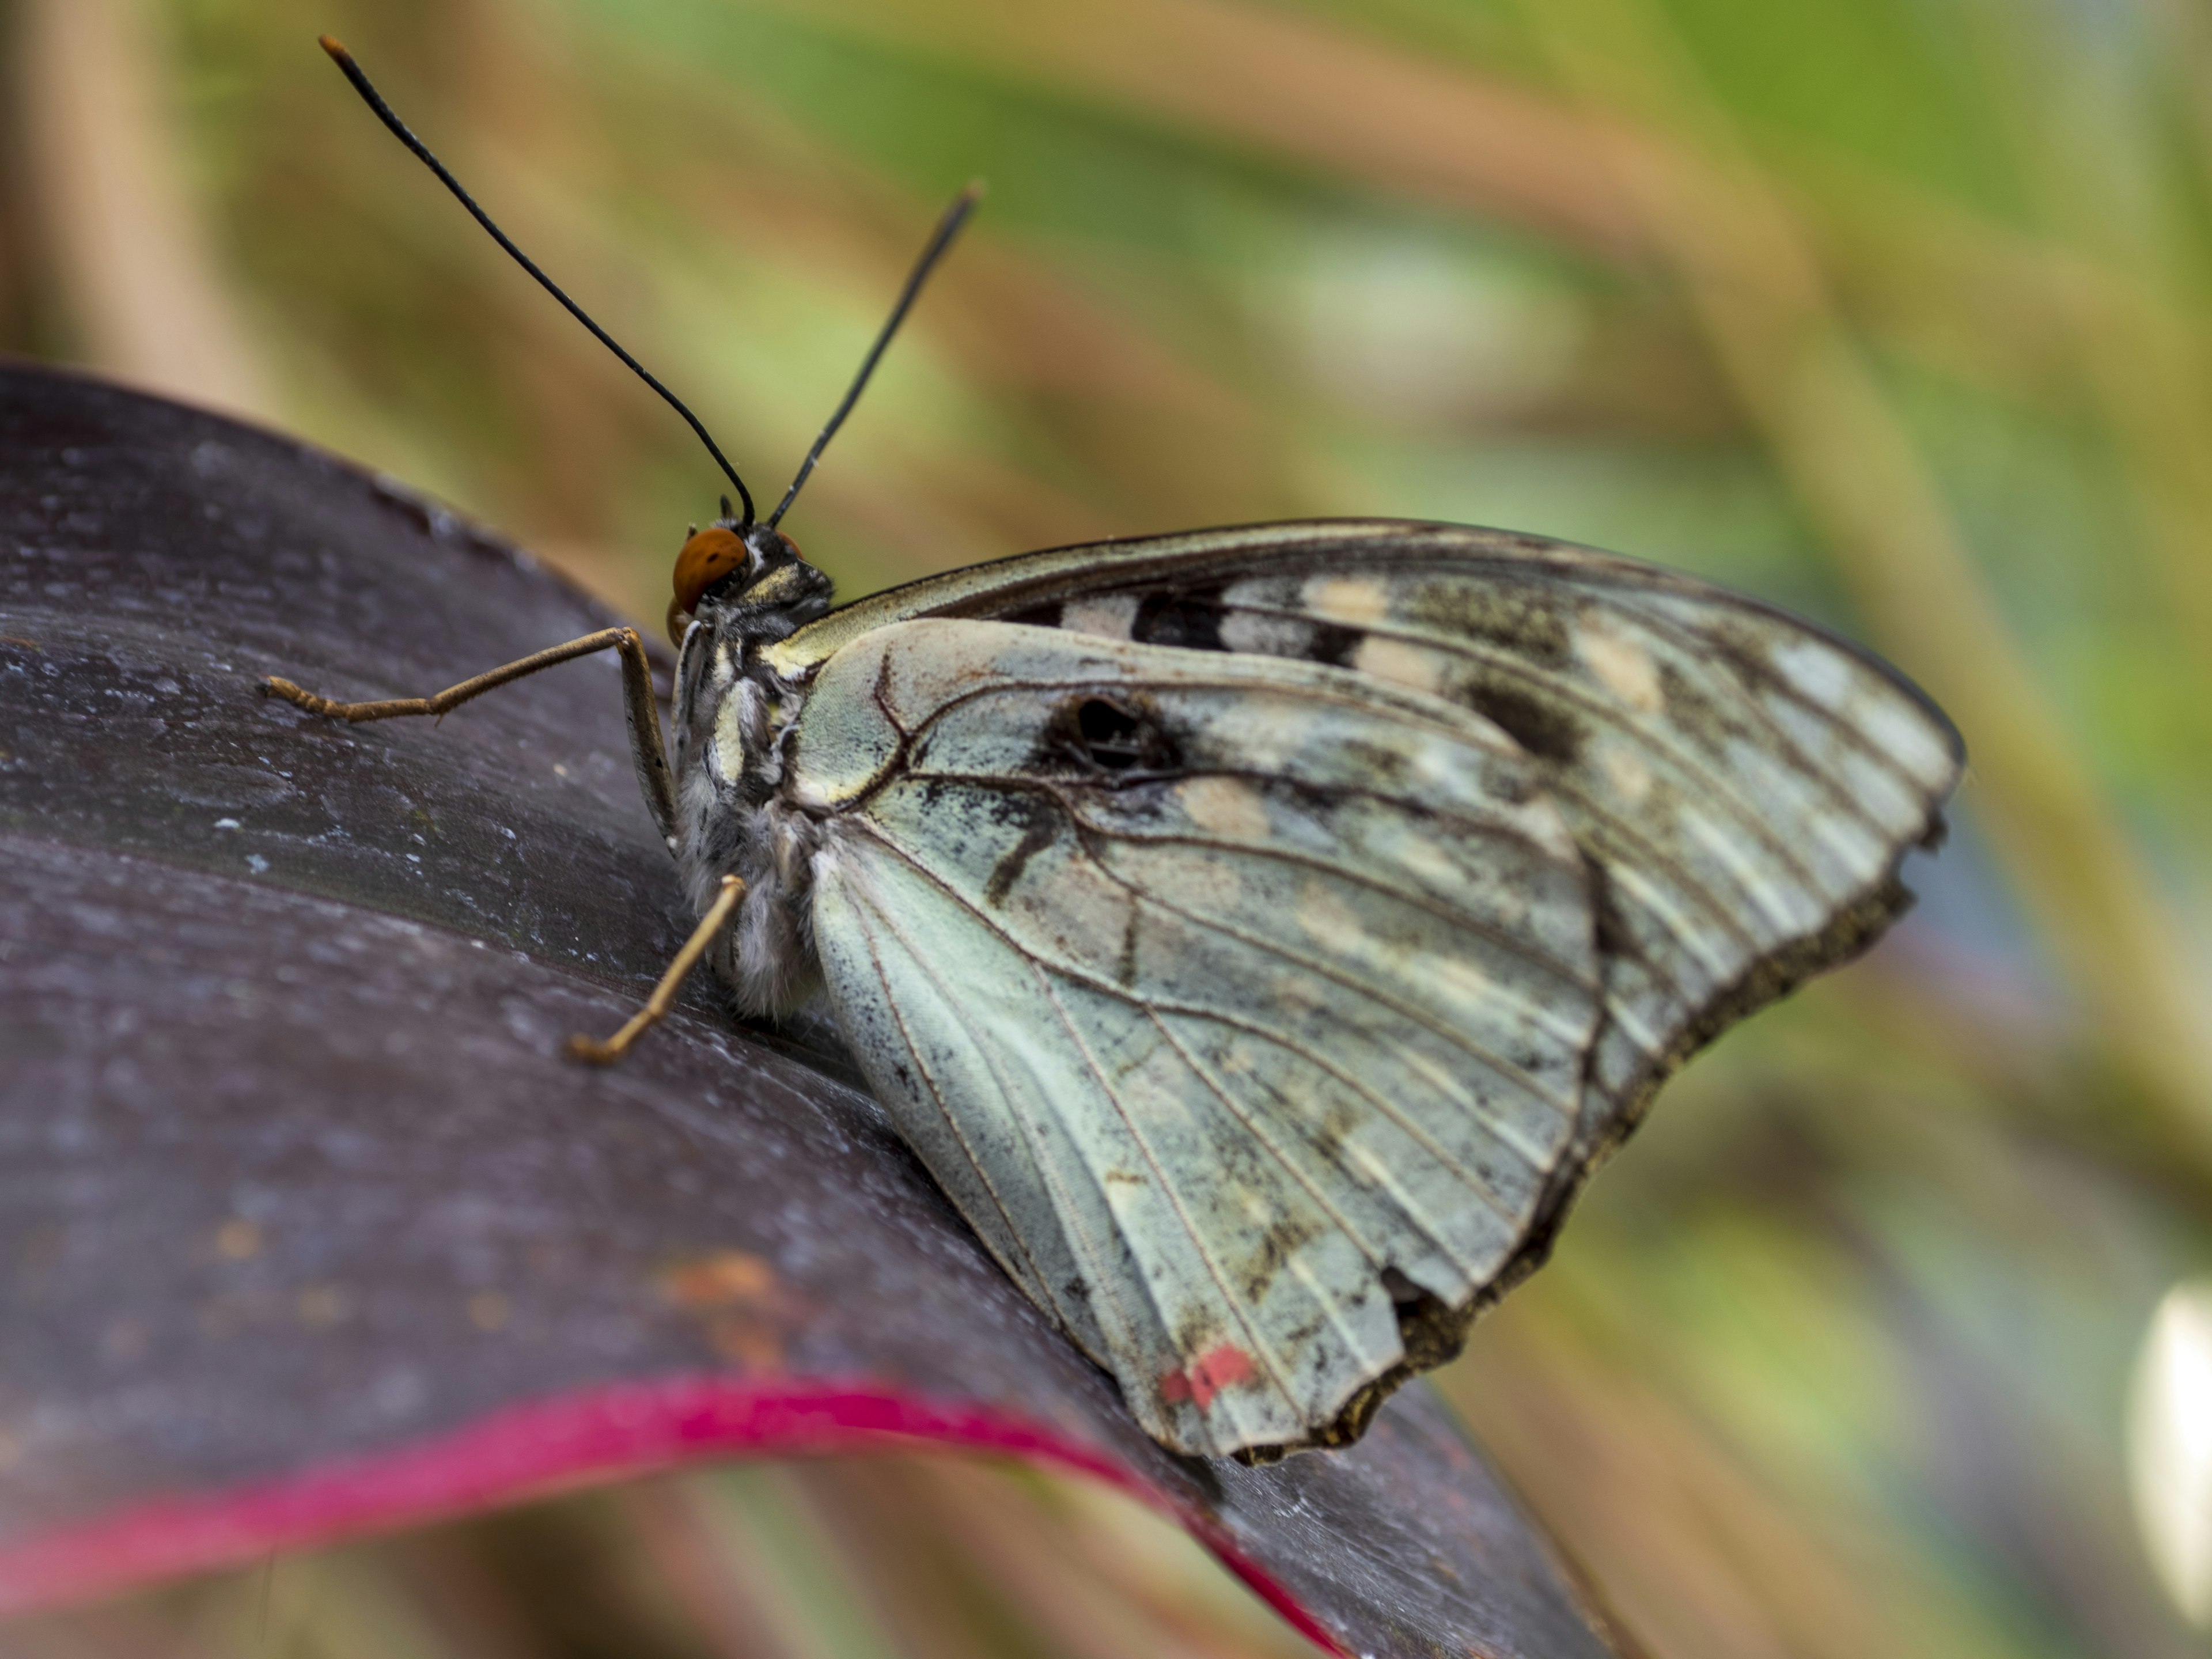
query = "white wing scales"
(795, 619, 1600, 1455)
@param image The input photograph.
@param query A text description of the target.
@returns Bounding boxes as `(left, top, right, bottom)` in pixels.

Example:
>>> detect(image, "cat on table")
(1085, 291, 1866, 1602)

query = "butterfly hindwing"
(790, 618, 1601, 1456)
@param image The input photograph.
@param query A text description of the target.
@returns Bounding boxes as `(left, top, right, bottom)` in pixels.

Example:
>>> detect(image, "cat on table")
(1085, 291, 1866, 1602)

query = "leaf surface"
(0, 362, 1626, 1658)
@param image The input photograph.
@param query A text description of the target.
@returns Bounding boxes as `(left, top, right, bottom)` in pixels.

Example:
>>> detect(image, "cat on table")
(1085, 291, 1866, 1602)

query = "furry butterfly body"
(665, 515, 1961, 1459)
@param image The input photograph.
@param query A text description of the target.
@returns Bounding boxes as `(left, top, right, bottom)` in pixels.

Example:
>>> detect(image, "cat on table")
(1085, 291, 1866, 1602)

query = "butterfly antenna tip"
(316, 33, 757, 525)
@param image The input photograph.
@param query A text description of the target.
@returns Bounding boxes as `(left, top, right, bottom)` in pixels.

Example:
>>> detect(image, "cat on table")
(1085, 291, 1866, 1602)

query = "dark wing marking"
(796, 618, 1600, 1456)
(777, 518, 1960, 1166)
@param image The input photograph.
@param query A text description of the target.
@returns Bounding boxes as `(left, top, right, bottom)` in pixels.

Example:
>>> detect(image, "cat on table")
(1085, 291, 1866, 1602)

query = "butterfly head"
(667, 499, 832, 647)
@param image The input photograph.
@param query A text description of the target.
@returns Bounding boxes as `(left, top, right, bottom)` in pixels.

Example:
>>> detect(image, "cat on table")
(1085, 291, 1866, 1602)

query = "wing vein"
(1226, 586, 1941, 814)
(1139, 1002, 1524, 1241)
(839, 875, 1137, 1350)
(1143, 1009, 1386, 1266)
(1225, 599, 1869, 889)
(902, 770, 1597, 994)
(1080, 818, 1599, 1031)
(1150, 1010, 1491, 1293)
(899, 669, 1524, 762)
(1073, 853, 1583, 1126)
(1032, 966, 1306, 1427)
(843, 903, 1063, 1314)
(843, 822, 1537, 1230)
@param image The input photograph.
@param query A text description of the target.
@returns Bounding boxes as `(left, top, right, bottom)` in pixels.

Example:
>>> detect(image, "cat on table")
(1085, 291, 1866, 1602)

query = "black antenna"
(319, 36, 757, 526)
(767, 182, 983, 530)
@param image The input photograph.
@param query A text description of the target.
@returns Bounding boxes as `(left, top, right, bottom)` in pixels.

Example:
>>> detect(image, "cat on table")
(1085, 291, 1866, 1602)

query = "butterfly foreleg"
(566, 874, 745, 1065)
(264, 627, 679, 849)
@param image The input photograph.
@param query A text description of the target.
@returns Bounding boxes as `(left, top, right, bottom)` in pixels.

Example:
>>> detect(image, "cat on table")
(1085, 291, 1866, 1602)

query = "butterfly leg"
(264, 627, 679, 850)
(566, 874, 745, 1065)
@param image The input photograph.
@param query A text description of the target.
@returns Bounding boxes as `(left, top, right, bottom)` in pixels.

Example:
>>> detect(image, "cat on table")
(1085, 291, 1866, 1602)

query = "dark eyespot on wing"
(1035, 694, 1182, 775)
(1078, 698, 1146, 767)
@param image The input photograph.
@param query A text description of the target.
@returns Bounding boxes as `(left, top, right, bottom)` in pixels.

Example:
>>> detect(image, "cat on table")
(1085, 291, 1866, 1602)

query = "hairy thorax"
(670, 599, 829, 1017)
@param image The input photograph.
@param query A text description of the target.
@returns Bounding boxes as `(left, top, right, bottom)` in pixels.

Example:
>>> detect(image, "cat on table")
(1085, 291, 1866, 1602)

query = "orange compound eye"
(668, 526, 748, 643)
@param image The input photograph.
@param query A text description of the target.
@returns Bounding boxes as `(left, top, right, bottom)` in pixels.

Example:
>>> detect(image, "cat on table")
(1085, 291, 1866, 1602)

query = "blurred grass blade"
(1514, 0, 2212, 1154)
(13, 0, 274, 417)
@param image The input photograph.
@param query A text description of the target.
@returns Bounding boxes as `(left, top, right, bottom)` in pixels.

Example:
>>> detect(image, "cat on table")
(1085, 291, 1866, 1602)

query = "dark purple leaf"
(0, 361, 1630, 1658)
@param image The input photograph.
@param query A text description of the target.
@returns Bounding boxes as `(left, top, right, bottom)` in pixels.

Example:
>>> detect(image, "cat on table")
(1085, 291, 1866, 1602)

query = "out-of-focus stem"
(1520, 0, 2212, 1154)
(12, 0, 275, 419)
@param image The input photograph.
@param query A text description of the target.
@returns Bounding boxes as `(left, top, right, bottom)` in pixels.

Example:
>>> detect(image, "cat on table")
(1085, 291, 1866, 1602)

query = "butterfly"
(272, 40, 1963, 1460)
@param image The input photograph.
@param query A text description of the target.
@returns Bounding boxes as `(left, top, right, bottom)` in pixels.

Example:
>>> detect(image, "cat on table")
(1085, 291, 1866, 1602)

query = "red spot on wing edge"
(0, 1377, 1346, 1655)
(1159, 1343, 1257, 1410)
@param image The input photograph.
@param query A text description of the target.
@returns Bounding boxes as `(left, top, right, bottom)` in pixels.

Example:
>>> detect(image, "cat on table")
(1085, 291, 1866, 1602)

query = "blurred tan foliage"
(6, 0, 2211, 1653)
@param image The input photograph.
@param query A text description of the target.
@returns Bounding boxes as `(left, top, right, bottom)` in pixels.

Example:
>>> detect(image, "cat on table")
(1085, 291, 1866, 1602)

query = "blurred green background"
(6, 0, 2212, 1653)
